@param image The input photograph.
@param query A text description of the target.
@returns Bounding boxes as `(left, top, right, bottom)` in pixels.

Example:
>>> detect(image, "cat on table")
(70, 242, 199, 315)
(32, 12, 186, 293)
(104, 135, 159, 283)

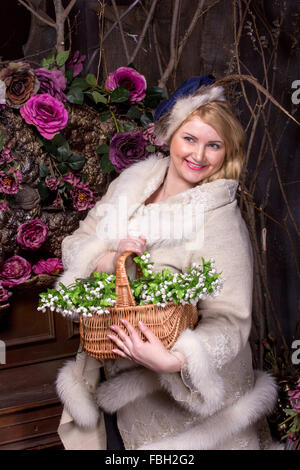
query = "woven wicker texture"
(79, 250, 199, 359)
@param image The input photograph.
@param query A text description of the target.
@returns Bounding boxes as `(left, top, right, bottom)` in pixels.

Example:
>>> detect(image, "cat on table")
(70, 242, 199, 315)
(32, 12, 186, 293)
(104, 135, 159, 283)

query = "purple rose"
(35, 68, 67, 102)
(105, 67, 147, 104)
(66, 51, 86, 77)
(0, 147, 14, 165)
(109, 130, 149, 173)
(16, 218, 49, 250)
(0, 169, 22, 194)
(20, 93, 68, 140)
(0, 255, 31, 287)
(71, 182, 95, 211)
(45, 176, 59, 191)
(32, 258, 64, 275)
(0, 282, 12, 302)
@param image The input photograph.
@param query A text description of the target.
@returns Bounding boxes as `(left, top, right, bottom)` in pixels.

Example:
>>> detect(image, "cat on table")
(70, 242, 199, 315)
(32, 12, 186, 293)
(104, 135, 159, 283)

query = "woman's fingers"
(137, 321, 157, 343)
(107, 332, 131, 356)
(120, 319, 143, 344)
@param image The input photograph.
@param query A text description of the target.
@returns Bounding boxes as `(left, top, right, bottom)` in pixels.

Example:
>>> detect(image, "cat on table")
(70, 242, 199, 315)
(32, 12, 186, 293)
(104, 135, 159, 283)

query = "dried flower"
(20, 93, 68, 140)
(0, 255, 31, 287)
(0, 147, 14, 165)
(45, 176, 59, 191)
(0, 200, 7, 211)
(70, 182, 95, 211)
(109, 130, 149, 173)
(105, 67, 147, 103)
(32, 258, 63, 275)
(0, 61, 40, 108)
(0, 282, 12, 302)
(16, 218, 49, 250)
(0, 169, 22, 194)
(288, 379, 300, 413)
(35, 68, 67, 102)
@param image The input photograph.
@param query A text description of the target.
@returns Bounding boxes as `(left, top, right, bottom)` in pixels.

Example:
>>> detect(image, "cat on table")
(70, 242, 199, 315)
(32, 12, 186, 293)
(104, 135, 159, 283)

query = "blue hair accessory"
(154, 74, 216, 123)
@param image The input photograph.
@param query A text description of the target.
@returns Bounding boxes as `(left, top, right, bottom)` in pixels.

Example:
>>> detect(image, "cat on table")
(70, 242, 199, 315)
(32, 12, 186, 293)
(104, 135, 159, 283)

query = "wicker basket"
(79, 250, 199, 359)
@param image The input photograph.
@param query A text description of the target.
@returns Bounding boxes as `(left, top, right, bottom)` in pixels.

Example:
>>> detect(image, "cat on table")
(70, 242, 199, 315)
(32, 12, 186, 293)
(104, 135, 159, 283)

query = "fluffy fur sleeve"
(159, 201, 254, 416)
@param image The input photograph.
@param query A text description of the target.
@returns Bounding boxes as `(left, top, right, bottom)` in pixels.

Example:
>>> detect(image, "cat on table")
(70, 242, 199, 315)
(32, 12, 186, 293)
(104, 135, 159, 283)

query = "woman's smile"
(184, 159, 207, 171)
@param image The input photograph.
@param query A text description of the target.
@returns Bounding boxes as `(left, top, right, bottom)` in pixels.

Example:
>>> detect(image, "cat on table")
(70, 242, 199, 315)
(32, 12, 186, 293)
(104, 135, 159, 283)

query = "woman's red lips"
(185, 159, 206, 170)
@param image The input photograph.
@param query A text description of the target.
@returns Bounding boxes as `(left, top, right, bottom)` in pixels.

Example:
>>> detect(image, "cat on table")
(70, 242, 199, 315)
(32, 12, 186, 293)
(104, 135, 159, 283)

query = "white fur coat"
(56, 154, 282, 450)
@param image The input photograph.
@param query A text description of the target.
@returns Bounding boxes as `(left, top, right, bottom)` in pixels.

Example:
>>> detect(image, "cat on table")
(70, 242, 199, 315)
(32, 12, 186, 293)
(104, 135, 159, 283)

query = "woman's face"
(169, 115, 226, 189)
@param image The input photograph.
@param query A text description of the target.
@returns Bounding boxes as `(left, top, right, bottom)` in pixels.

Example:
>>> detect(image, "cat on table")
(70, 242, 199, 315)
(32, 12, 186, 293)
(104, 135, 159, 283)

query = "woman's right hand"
(113, 235, 147, 270)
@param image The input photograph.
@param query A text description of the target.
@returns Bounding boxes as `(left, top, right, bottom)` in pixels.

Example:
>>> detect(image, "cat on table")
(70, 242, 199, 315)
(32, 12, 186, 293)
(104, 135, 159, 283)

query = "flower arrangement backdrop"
(0, 51, 167, 305)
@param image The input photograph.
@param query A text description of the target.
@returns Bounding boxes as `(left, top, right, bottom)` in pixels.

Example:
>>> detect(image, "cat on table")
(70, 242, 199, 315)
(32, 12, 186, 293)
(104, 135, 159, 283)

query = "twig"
(158, 0, 180, 88)
(18, 0, 56, 28)
(111, 0, 129, 63)
(85, 0, 140, 73)
(127, 0, 160, 65)
(215, 74, 300, 128)
(153, 21, 163, 77)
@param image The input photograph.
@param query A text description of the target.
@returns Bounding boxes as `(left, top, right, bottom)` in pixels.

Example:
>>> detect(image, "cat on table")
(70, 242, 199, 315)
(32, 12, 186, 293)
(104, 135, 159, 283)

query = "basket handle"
(114, 250, 142, 307)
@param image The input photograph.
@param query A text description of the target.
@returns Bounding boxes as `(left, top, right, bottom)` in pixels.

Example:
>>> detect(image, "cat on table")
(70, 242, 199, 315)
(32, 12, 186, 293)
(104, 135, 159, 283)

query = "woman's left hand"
(107, 319, 186, 373)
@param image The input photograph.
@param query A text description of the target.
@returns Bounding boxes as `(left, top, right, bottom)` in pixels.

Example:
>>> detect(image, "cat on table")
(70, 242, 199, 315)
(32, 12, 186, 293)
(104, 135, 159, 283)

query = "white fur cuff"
(56, 359, 100, 429)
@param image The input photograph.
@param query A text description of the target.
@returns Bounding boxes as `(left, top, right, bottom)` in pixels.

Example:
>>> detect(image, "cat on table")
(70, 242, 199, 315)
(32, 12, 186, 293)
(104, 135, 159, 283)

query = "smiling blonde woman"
(55, 74, 283, 450)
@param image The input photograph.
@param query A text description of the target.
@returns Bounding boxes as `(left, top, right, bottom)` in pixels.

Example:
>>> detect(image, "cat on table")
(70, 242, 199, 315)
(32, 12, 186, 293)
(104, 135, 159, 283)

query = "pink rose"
(0, 255, 31, 287)
(105, 67, 147, 103)
(32, 258, 64, 275)
(17, 218, 49, 250)
(20, 93, 68, 140)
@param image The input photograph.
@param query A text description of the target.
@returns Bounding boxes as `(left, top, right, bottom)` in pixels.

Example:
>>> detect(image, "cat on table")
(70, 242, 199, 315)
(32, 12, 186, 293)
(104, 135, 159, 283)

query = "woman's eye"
(208, 143, 220, 149)
(184, 136, 194, 143)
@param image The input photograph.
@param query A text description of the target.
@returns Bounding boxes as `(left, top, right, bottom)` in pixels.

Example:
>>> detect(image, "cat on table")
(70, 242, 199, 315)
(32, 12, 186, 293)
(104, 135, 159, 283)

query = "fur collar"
(104, 153, 238, 211)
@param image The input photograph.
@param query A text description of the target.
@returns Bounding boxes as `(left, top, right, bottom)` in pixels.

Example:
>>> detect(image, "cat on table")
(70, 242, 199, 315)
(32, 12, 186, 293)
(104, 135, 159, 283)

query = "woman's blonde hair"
(171, 101, 246, 184)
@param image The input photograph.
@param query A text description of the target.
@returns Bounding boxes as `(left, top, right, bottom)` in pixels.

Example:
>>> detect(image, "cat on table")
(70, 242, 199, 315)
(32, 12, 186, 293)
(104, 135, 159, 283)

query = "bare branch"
(158, 0, 180, 88)
(127, 0, 160, 65)
(18, 0, 56, 28)
(111, 0, 129, 62)
(63, 0, 77, 19)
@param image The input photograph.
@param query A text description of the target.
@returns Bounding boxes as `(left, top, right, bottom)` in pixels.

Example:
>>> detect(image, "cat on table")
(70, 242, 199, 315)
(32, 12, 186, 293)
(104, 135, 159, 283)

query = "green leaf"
(57, 163, 68, 175)
(122, 121, 136, 132)
(146, 145, 156, 153)
(57, 144, 71, 162)
(90, 91, 107, 104)
(96, 144, 110, 154)
(65, 69, 74, 85)
(86, 74, 98, 87)
(144, 85, 166, 108)
(37, 181, 50, 201)
(100, 153, 114, 174)
(140, 113, 153, 127)
(66, 87, 84, 105)
(56, 50, 70, 67)
(99, 110, 111, 122)
(39, 163, 49, 178)
(51, 134, 68, 147)
(68, 153, 86, 171)
(127, 106, 142, 119)
(70, 77, 88, 90)
(110, 86, 130, 103)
